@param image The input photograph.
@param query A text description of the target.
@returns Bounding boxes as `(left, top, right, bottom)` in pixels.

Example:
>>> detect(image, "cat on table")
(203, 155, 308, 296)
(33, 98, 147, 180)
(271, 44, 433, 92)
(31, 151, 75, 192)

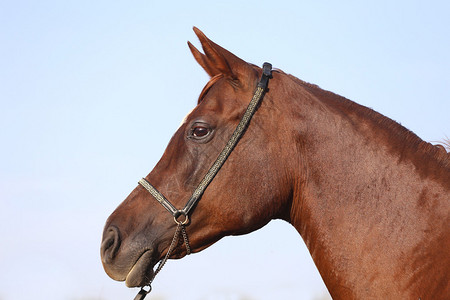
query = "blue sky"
(0, 1, 449, 299)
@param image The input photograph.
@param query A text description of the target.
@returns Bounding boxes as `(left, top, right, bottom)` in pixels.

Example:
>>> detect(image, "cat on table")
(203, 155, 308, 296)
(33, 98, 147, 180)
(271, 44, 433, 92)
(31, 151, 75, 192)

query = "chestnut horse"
(101, 28, 450, 299)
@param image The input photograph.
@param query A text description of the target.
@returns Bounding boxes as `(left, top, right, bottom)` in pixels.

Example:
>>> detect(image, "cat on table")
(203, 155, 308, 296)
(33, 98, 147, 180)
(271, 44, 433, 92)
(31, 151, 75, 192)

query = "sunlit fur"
(101, 28, 450, 298)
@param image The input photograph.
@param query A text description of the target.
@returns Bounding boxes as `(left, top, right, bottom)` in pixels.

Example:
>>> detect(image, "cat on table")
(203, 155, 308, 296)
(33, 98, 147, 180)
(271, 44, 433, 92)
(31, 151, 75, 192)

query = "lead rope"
(134, 222, 191, 300)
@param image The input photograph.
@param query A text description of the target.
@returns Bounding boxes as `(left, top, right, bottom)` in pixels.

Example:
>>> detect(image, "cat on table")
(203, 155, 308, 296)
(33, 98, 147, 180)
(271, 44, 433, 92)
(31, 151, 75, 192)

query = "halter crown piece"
(134, 63, 272, 300)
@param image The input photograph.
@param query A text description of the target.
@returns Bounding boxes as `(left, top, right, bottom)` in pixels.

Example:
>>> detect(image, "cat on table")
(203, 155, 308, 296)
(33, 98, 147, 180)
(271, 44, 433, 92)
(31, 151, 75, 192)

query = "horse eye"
(192, 126, 210, 138)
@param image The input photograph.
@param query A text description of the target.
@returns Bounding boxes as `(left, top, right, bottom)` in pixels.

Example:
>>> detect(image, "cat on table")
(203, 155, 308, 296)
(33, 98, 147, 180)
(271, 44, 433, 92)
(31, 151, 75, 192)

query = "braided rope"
(135, 223, 185, 300)
(138, 178, 177, 216)
(135, 63, 272, 299)
(182, 86, 266, 214)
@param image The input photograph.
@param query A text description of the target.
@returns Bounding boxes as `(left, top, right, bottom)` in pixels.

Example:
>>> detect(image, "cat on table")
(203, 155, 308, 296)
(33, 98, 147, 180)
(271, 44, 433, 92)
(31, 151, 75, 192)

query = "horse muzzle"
(100, 225, 157, 287)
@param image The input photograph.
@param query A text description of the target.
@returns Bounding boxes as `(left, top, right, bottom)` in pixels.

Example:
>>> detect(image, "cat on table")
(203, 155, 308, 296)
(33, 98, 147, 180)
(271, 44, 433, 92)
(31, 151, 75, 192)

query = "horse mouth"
(125, 250, 156, 287)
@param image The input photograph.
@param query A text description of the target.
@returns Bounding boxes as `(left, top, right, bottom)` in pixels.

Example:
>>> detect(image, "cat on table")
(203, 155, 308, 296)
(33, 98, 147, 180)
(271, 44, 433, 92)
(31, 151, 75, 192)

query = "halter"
(134, 63, 272, 300)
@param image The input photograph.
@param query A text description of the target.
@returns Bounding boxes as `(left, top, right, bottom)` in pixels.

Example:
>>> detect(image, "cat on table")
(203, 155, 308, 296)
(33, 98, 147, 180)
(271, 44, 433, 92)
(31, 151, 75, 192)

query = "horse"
(101, 27, 450, 299)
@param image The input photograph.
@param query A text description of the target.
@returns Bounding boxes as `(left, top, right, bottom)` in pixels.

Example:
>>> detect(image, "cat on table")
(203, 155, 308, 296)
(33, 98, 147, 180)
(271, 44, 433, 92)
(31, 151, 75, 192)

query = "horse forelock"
(197, 74, 224, 104)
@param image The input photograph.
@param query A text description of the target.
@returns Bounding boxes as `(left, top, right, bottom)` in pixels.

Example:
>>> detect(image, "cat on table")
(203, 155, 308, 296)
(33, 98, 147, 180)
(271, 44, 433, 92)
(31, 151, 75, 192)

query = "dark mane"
(278, 70, 450, 174)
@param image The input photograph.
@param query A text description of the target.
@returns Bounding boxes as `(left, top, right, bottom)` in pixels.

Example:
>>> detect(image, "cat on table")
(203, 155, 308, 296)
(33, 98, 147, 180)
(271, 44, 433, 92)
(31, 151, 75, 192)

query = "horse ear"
(187, 41, 222, 77)
(188, 27, 255, 87)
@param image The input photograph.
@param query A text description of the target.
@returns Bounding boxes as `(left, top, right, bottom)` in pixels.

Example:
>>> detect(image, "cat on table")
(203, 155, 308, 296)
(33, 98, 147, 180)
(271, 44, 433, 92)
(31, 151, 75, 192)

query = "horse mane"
(195, 68, 449, 171)
(440, 138, 450, 152)
(277, 70, 450, 172)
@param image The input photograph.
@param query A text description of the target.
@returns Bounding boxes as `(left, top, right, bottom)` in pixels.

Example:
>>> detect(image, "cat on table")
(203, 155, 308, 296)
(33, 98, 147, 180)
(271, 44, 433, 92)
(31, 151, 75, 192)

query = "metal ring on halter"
(142, 285, 151, 294)
(173, 210, 189, 225)
(135, 63, 272, 300)
(134, 285, 151, 300)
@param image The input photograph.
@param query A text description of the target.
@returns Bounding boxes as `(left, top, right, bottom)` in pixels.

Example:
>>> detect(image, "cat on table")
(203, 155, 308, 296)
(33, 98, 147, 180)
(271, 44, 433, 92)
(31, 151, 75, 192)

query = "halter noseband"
(135, 63, 272, 299)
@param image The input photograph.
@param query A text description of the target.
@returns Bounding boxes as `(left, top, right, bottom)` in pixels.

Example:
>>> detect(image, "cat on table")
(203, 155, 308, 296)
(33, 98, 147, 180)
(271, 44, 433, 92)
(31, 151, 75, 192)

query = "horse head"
(100, 27, 297, 288)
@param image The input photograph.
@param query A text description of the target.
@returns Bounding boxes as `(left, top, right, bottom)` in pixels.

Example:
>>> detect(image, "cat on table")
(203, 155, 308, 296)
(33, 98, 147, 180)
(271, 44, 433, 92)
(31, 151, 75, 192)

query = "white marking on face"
(178, 108, 195, 130)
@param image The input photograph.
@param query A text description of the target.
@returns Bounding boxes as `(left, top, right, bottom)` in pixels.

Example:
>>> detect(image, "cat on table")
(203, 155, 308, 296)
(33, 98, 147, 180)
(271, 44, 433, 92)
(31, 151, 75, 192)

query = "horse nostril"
(101, 226, 121, 263)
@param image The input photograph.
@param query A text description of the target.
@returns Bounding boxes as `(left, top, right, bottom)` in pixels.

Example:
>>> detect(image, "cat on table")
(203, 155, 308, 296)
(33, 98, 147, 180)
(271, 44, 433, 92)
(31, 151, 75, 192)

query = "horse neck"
(281, 77, 450, 298)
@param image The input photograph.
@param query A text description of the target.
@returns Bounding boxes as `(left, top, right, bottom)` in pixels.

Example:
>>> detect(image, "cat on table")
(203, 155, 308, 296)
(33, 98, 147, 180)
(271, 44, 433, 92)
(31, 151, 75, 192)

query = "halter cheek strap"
(135, 63, 272, 299)
(139, 62, 272, 220)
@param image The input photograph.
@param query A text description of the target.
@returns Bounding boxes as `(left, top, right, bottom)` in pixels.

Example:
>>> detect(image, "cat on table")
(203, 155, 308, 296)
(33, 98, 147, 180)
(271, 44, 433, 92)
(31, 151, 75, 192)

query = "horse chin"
(125, 250, 156, 288)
